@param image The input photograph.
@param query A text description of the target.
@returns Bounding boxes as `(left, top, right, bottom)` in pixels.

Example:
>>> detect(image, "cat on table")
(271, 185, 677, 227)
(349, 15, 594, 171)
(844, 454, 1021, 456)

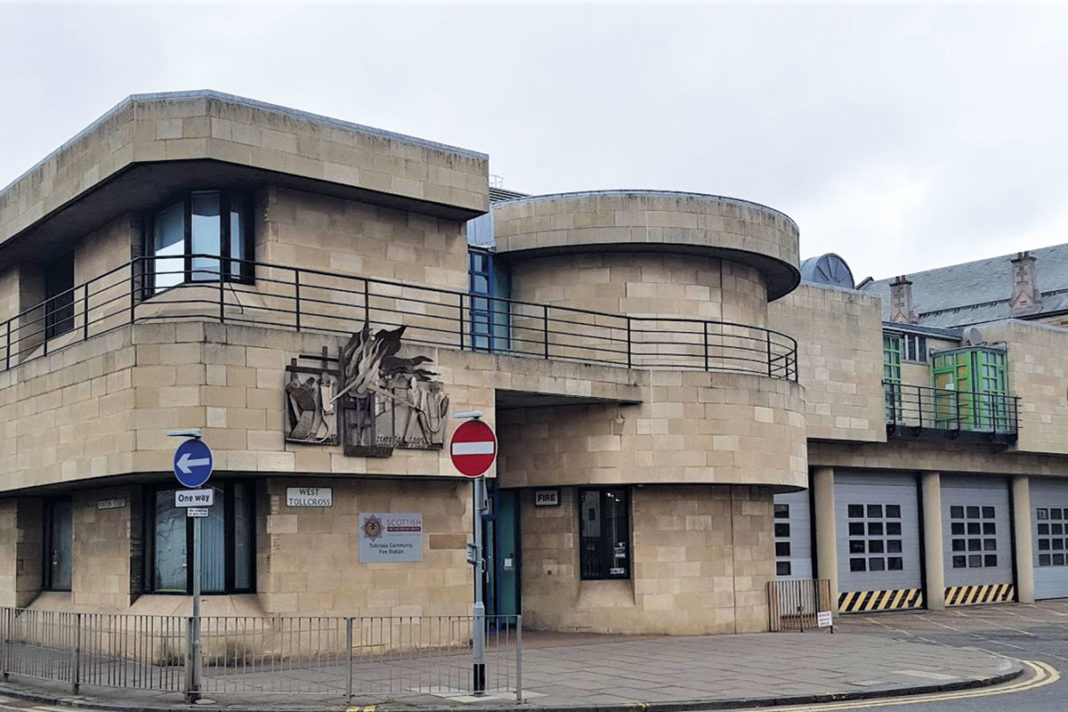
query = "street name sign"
(173, 438, 213, 488)
(449, 419, 497, 477)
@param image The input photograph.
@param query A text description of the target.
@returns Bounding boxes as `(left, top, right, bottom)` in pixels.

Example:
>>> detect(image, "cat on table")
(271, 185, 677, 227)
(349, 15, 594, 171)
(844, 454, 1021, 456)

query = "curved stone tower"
(493, 190, 807, 634)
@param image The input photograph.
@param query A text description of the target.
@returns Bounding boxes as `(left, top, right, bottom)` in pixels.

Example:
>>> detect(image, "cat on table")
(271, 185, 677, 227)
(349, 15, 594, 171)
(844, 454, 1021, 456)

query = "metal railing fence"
(0, 608, 521, 702)
(0, 254, 797, 381)
(767, 579, 833, 632)
(883, 381, 1020, 437)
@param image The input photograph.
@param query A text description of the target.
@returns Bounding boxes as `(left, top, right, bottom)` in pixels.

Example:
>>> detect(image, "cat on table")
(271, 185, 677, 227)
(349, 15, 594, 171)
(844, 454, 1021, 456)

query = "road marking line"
(731, 659, 1057, 711)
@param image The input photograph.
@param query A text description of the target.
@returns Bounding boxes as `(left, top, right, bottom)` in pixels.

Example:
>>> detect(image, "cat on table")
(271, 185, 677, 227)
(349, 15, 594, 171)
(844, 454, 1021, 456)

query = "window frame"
(902, 334, 927, 364)
(578, 487, 631, 581)
(143, 189, 254, 296)
(143, 480, 256, 595)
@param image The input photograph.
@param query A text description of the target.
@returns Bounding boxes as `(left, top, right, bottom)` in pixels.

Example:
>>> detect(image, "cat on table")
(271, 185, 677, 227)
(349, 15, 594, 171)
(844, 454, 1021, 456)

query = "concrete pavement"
(0, 626, 1022, 712)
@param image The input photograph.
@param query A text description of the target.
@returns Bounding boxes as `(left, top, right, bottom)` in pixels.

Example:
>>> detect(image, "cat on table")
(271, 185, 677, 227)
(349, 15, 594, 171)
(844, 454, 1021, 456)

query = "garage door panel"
(1032, 479, 1068, 600)
(941, 476, 1012, 590)
(835, 472, 922, 605)
(773, 489, 812, 580)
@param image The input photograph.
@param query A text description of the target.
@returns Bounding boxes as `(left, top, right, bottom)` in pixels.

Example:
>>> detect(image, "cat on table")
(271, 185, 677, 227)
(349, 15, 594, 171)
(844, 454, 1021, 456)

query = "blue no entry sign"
(173, 438, 213, 488)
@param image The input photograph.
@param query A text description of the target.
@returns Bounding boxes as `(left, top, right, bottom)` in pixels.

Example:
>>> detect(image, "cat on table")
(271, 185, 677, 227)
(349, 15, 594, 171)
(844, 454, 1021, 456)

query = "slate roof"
(858, 244, 1068, 328)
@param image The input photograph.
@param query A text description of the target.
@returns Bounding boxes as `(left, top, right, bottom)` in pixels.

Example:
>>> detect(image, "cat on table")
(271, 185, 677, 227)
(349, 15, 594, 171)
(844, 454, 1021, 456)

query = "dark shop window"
(579, 488, 630, 580)
(145, 481, 255, 594)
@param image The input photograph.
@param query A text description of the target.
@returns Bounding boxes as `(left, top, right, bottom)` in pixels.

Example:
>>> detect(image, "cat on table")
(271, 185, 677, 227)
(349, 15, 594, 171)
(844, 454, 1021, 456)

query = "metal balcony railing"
(883, 381, 1019, 442)
(0, 255, 798, 381)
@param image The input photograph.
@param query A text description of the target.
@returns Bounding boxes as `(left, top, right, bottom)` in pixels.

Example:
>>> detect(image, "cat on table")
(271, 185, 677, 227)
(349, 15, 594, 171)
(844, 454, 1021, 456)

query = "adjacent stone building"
(1, 90, 1067, 635)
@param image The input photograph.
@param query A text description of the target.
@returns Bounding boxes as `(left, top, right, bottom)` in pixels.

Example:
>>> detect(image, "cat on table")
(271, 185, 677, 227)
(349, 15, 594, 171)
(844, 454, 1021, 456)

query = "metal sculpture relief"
(283, 324, 449, 457)
(284, 358, 340, 445)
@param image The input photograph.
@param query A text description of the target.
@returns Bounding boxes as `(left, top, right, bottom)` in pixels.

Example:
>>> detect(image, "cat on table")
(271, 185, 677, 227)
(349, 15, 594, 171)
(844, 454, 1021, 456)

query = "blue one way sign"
(173, 439, 213, 488)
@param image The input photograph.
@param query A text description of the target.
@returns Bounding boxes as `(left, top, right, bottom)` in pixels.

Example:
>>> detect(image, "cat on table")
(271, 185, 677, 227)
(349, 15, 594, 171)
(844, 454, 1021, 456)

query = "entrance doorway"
(482, 484, 520, 618)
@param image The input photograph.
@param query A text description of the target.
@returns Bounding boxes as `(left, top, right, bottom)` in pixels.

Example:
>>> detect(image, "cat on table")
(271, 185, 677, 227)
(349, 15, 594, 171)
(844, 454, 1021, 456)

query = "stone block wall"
(72, 486, 138, 609)
(768, 283, 885, 442)
(980, 320, 1068, 455)
(0, 498, 44, 607)
(518, 484, 772, 634)
(258, 478, 470, 615)
(498, 370, 806, 490)
(509, 253, 766, 325)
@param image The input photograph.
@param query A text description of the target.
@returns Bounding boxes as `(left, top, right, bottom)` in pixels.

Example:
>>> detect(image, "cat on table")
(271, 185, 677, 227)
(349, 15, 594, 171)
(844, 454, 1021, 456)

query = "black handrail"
(0, 255, 799, 381)
(883, 381, 1020, 435)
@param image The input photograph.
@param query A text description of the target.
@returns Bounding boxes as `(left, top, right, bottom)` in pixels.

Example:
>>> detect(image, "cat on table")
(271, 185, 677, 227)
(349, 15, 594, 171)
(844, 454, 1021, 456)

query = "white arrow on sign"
(176, 452, 211, 475)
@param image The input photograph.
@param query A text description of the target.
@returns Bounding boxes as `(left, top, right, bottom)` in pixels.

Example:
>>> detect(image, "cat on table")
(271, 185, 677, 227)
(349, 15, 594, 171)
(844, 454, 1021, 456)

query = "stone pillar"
(1013, 475, 1035, 604)
(921, 472, 945, 611)
(812, 467, 837, 604)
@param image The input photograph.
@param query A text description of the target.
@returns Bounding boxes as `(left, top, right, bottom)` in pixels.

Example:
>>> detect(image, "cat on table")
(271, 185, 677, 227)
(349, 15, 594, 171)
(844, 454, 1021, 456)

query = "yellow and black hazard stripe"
(945, 582, 1015, 606)
(838, 588, 924, 613)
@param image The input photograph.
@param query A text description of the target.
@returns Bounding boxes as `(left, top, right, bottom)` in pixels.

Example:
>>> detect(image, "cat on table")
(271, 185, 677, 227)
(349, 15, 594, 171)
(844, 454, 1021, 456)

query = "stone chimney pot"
(889, 275, 917, 324)
(1009, 251, 1042, 316)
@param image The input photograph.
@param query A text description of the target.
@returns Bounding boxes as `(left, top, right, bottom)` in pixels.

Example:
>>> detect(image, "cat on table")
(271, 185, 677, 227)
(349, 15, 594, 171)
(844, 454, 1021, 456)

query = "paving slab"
(0, 629, 1021, 712)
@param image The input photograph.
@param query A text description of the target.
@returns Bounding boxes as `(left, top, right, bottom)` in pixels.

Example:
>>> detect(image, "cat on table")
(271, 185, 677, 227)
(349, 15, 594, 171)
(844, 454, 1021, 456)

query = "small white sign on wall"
(359, 512, 423, 563)
(535, 489, 560, 507)
(286, 487, 333, 507)
(96, 498, 126, 511)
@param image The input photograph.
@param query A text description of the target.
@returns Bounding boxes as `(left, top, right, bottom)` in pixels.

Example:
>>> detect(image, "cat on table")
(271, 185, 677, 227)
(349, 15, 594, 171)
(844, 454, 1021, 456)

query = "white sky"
(2, 1, 1066, 284)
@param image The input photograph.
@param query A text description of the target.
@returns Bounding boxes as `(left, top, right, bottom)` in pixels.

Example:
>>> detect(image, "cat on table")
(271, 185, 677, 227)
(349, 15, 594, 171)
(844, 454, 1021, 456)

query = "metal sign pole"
(189, 514, 202, 702)
(472, 475, 486, 695)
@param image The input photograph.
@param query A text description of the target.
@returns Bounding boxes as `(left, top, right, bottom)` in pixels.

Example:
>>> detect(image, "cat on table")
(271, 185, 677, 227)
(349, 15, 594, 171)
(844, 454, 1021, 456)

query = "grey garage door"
(836, 471, 922, 612)
(941, 476, 1014, 605)
(1032, 478, 1068, 600)
(773, 489, 813, 580)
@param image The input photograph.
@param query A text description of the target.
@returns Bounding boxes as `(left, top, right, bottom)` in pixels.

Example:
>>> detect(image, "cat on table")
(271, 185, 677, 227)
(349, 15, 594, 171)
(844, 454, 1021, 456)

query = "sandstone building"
(0, 91, 1064, 634)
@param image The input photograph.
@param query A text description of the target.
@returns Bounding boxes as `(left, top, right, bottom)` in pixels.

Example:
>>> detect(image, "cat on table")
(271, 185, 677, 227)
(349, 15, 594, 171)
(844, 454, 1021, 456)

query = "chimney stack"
(1009, 251, 1042, 316)
(889, 275, 917, 324)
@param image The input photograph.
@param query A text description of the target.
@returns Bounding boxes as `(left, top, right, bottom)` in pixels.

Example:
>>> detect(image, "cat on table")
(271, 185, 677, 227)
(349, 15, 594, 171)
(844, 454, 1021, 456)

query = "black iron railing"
(0, 255, 798, 381)
(883, 381, 1019, 441)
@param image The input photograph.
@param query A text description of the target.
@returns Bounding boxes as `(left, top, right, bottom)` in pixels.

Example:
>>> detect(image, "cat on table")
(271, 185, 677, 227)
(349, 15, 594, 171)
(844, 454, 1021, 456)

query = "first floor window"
(147, 481, 255, 594)
(903, 334, 927, 363)
(43, 497, 73, 591)
(147, 189, 253, 293)
(579, 488, 630, 580)
(44, 255, 75, 339)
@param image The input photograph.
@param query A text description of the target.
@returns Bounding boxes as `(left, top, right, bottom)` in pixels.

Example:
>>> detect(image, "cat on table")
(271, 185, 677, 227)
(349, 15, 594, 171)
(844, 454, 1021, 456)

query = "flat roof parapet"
(492, 190, 801, 300)
(0, 91, 489, 251)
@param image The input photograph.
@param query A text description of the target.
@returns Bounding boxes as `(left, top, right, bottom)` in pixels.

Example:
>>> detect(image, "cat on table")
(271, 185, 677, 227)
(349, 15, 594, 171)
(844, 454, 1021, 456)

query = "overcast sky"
(2, 1, 1066, 284)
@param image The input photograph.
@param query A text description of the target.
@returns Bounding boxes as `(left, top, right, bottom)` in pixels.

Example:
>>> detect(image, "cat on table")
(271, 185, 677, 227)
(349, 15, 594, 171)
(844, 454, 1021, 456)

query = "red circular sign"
(449, 419, 497, 477)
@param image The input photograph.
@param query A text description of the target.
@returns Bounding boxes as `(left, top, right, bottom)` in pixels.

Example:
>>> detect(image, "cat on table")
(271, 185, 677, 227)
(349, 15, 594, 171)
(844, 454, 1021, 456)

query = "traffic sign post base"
(472, 662, 486, 695)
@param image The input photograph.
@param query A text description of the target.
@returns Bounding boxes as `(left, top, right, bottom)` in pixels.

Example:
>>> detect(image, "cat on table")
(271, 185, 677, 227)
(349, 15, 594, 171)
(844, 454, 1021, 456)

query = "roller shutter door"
(835, 471, 923, 612)
(1031, 478, 1068, 600)
(941, 476, 1014, 605)
(773, 489, 812, 580)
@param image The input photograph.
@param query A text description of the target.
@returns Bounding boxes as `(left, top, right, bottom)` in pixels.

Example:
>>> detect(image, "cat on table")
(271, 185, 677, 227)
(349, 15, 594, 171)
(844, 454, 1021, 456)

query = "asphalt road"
(763, 600, 1068, 711)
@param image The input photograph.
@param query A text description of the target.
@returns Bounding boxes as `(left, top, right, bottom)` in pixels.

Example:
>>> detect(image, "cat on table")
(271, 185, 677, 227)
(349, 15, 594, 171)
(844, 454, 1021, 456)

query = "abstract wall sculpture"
(284, 324, 449, 457)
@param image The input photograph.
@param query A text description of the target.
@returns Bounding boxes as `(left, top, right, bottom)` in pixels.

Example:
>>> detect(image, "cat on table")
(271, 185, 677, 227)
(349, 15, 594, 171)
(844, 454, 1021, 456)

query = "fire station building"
(0, 91, 1066, 633)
